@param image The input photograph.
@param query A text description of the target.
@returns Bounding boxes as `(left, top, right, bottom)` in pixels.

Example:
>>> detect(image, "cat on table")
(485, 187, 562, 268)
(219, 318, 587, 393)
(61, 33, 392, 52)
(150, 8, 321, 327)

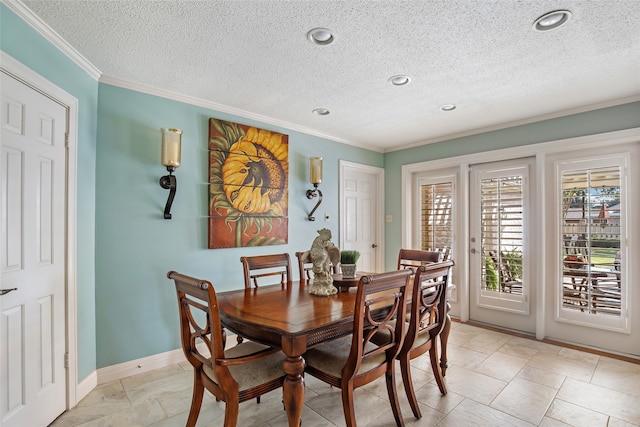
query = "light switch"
(385, 215, 393, 223)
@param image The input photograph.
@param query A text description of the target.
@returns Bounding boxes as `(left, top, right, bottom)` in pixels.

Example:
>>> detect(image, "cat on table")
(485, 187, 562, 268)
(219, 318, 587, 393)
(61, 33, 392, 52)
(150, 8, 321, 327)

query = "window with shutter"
(420, 181, 453, 256)
(558, 158, 626, 330)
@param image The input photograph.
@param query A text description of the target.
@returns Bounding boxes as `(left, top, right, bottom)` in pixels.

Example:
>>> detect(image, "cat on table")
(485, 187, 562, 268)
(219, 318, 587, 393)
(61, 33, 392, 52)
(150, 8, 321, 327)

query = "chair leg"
(223, 395, 240, 427)
(429, 342, 447, 395)
(341, 385, 357, 427)
(399, 354, 421, 419)
(385, 364, 405, 426)
(187, 371, 205, 427)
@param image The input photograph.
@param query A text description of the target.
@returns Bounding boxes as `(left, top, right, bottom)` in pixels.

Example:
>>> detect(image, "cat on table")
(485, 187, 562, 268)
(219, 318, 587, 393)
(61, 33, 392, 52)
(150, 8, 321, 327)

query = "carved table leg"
(439, 302, 452, 376)
(282, 355, 305, 427)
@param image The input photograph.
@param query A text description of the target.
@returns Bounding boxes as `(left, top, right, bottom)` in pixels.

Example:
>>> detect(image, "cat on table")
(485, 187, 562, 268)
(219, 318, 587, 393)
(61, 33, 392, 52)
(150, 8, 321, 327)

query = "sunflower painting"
(208, 118, 289, 248)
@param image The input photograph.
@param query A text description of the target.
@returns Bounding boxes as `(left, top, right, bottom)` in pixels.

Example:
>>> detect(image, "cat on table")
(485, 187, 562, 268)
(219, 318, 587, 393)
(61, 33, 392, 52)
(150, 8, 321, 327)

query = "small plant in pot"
(340, 250, 360, 278)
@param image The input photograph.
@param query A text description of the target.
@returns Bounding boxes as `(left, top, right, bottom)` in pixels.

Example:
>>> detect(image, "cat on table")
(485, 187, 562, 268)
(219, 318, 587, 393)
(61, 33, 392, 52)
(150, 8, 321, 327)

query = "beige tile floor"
(51, 322, 640, 426)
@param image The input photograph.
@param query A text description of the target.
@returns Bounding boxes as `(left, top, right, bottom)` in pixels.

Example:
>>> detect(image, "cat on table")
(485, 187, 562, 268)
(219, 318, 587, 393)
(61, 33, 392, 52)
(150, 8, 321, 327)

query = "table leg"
(282, 355, 305, 427)
(439, 302, 451, 377)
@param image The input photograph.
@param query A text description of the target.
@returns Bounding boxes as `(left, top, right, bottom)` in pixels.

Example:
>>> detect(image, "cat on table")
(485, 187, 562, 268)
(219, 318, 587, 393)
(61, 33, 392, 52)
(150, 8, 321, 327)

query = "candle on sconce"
(310, 157, 323, 185)
(161, 128, 183, 168)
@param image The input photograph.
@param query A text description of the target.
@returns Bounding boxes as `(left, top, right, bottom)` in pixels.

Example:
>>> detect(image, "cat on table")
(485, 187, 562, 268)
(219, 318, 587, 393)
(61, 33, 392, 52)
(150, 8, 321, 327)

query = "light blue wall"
(95, 84, 382, 367)
(382, 102, 640, 270)
(1, 4, 98, 380)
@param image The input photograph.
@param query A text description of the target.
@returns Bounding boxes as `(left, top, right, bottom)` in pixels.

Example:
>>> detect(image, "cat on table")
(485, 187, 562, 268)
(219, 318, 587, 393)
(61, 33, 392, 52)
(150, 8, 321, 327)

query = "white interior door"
(1, 71, 67, 427)
(469, 158, 535, 333)
(339, 161, 384, 273)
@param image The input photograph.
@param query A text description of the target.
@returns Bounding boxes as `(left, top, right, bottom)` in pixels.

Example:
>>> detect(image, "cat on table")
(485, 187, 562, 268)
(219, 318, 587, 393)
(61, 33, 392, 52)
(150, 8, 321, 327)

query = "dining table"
(217, 279, 453, 427)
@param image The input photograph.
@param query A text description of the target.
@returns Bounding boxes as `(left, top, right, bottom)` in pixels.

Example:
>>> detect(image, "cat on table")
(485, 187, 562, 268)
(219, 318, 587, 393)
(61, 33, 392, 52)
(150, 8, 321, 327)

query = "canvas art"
(208, 118, 289, 248)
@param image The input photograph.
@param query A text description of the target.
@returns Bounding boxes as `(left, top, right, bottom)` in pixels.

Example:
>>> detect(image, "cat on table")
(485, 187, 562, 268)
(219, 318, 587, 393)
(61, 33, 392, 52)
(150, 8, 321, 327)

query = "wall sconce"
(306, 157, 323, 221)
(159, 128, 182, 219)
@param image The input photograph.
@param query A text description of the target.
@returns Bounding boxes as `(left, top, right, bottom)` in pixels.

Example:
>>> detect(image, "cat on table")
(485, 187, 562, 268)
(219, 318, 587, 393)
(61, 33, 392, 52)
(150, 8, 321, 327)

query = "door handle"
(0, 288, 17, 296)
(371, 244, 378, 248)
(470, 248, 477, 254)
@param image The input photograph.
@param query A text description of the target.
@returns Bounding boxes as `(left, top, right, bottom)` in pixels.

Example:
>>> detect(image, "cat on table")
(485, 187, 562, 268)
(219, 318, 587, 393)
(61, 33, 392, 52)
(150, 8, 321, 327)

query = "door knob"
(371, 244, 378, 248)
(0, 288, 17, 296)
(470, 248, 477, 254)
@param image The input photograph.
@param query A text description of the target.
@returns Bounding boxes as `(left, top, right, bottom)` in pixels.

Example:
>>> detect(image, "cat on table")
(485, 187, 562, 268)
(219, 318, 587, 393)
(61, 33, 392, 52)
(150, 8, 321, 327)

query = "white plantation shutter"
(559, 161, 625, 327)
(420, 182, 453, 255)
(480, 175, 524, 295)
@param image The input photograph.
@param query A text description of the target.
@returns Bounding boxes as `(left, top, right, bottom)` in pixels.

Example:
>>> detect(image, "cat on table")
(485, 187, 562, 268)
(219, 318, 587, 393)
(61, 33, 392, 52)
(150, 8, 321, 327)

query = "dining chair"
(295, 250, 338, 284)
(167, 271, 286, 427)
(396, 261, 453, 419)
(240, 253, 293, 288)
(397, 248, 441, 271)
(303, 269, 413, 427)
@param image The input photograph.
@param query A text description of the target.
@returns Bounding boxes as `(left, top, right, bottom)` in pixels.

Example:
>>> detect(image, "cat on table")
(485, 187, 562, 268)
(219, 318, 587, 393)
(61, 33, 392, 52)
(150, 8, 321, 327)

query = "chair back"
(241, 253, 292, 288)
(345, 269, 413, 378)
(168, 271, 225, 381)
(397, 248, 441, 271)
(295, 251, 337, 284)
(402, 260, 454, 355)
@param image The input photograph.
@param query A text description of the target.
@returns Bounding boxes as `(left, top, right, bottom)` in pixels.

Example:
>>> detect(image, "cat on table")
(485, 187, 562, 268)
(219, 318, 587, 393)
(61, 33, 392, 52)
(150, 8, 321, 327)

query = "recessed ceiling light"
(388, 75, 411, 86)
(440, 104, 456, 111)
(312, 108, 330, 116)
(307, 28, 335, 45)
(533, 10, 572, 31)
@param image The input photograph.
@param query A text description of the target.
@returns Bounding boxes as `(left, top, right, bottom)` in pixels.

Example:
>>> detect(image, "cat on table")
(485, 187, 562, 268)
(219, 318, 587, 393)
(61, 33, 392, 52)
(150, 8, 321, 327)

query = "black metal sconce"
(159, 128, 182, 219)
(306, 157, 323, 221)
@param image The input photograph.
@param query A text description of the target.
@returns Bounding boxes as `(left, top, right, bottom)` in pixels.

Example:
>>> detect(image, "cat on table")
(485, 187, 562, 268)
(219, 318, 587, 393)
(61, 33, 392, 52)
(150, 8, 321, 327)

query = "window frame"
(554, 154, 629, 333)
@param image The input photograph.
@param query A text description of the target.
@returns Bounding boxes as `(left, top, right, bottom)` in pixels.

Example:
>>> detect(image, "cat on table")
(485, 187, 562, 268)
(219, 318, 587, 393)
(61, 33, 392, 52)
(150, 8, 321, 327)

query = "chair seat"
(203, 341, 286, 391)
(304, 335, 387, 377)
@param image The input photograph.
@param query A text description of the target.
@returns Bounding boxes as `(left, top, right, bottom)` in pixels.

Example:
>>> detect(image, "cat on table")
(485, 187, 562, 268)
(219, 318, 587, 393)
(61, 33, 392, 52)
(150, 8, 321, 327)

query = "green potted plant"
(340, 250, 360, 278)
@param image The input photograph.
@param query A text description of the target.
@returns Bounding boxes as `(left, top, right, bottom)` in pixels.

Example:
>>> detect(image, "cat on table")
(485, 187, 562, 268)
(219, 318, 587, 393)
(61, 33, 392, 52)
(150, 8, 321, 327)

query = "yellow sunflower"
(221, 127, 288, 215)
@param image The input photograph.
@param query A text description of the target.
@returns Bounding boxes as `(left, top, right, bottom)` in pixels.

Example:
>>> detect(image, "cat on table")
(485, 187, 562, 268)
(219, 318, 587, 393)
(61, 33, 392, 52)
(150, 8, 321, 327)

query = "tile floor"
(51, 322, 640, 426)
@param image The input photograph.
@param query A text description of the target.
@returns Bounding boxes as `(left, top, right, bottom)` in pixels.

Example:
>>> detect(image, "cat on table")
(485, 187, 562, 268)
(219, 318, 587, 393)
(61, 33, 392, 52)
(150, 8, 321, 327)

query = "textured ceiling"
(17, 0, 640, 152)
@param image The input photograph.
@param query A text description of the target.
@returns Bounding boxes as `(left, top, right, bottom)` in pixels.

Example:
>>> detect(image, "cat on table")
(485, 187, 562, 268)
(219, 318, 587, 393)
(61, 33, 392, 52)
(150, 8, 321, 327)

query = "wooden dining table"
(217, 280, 452, 427)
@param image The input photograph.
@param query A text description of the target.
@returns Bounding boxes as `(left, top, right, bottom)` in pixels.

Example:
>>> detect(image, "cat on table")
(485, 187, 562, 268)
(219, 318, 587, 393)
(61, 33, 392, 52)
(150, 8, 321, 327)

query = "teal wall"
(1, 4, 99, 380)
(383, 102, 640, 270)
(94, 84, 381, 367)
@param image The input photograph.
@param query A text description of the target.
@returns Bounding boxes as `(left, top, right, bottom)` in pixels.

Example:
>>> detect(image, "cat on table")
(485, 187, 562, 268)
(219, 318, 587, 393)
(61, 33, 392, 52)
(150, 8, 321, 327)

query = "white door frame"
(0, 52, 80, 408)
(339, 160, 384, 272)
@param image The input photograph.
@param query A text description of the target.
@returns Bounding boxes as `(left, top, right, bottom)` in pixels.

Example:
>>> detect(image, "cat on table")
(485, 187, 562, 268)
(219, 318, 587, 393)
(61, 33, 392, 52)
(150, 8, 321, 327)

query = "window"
(557, 156, 627, 331)
(480, 174, 524, 296)
(420, 181, 453, 256)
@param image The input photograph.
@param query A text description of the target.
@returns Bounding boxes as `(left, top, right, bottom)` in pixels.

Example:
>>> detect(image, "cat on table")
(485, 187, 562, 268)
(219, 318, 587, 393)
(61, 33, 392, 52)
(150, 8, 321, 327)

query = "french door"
(469, 158, 535, 332)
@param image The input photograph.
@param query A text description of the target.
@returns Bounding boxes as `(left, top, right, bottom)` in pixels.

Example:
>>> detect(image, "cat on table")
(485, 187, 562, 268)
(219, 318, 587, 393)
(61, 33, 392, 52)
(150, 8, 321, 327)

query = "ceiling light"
(312, 108, 330, 116)
(440, 104, 456, 111)
(388, 75, 411, 86)
(307, 28, 335, 45)
(533, 10, 571, 31)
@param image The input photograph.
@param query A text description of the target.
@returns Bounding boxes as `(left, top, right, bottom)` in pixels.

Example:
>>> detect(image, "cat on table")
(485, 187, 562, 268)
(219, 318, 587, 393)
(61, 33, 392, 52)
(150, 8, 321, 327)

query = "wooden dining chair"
(303, 269, 413, 427)
(167, 271, 286, 427)
(397, 248, 441, 271)
(397, 261, 453, 419)
(240, 253, 293, 288)
(295, 250, 338, 284)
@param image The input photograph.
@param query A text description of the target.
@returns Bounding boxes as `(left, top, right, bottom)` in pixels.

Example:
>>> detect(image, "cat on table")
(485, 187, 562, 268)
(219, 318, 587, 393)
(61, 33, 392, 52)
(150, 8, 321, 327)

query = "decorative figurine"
(305, 228, 340, 296)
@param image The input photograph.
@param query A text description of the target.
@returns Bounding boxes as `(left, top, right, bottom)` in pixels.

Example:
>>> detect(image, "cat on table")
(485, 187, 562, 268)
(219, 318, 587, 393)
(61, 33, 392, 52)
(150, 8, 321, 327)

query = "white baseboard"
(96, 337, 230, 385)
(75, 371, 98, 404)
(97, 347, 188, 385)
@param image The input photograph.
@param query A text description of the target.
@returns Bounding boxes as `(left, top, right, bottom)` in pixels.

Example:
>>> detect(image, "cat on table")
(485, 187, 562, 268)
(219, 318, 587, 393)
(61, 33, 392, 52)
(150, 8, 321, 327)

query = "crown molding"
(98, 75, 376, 151)
(386, 94, 640, 153)
(3, 0, 102, 80)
